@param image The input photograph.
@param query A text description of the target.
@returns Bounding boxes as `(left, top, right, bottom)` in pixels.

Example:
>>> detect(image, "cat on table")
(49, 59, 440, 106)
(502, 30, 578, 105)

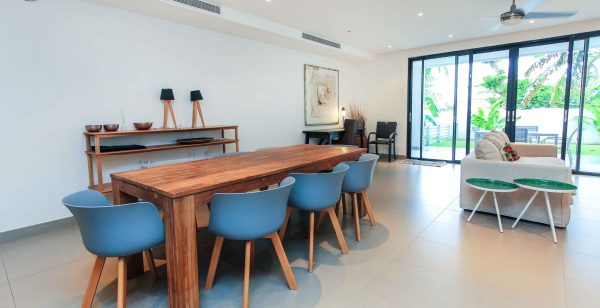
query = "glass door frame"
(407, 29, 600, 175)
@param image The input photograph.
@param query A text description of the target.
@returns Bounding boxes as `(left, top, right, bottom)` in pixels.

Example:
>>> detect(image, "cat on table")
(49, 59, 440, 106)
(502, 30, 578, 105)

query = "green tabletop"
(466, 178, 519, 191)
(513, 178, 577, 192)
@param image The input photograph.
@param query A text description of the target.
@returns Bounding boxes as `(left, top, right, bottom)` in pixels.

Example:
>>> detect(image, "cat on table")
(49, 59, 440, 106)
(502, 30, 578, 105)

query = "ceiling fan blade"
(520, 0, 545, 14)
(525, 11, 577, 19)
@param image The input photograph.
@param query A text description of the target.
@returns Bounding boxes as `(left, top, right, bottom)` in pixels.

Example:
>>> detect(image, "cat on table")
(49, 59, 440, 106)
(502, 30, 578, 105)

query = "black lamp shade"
(160, 88, 174, 100)
(190, 90, 203, 101)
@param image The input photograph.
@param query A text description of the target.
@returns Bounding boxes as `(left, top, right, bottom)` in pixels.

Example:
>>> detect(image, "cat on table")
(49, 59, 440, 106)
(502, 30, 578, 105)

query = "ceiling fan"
(500, 0, 577, 26)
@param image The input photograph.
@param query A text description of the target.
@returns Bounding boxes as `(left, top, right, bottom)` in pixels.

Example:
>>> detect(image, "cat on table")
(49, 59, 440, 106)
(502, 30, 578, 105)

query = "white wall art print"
(304, 64, 339, 125)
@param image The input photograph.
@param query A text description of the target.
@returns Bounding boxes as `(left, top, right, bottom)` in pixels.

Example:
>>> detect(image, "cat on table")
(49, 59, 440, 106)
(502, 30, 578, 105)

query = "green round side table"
(512, 178, 577, 243)
(465, 178, 519, 233)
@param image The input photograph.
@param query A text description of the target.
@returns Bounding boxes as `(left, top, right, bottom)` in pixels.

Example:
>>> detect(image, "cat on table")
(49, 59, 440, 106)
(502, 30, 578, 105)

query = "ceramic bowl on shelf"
(85, 125, 102, 132)
(133, 122, 153, 130)
(103, 124, 119, 132)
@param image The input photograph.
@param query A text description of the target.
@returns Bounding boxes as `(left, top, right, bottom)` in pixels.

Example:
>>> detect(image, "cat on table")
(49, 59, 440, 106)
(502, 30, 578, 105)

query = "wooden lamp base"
(163, 100, 178, 129)
(192, 100, 205, 128)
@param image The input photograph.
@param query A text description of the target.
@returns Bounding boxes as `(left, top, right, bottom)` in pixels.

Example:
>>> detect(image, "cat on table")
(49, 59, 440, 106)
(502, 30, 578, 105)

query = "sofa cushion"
(475, 139, 502, 160)
(516, 156, 567, 166)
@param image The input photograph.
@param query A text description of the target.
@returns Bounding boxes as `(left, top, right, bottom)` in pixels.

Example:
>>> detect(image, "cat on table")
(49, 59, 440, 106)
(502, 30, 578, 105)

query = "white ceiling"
(216, 0, 600, 53)
(88, 0, 600, 62)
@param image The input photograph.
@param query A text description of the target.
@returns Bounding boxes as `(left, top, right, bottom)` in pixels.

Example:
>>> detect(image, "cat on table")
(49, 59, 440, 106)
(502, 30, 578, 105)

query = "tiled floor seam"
(360, 200, 454, 288)
(6, 254, 91, 283)
(1, 260, 16, 307)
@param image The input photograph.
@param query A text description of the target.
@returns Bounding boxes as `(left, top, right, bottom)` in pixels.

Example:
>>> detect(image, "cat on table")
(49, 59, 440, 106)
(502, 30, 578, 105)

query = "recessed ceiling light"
(529, 20, 535, 23)
(266, 0, 271, 2)
(418, 12, 424, 17)
(388, 45, 392, 48)
(448, 34, 453, 38)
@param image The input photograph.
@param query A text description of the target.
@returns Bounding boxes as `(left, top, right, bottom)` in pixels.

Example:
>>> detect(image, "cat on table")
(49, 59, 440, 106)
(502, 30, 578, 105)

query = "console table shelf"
(84, 125, 239, 193)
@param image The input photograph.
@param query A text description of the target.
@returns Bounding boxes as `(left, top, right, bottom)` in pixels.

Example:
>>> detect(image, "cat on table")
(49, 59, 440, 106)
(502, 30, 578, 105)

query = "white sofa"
(460, 143, 574, 227)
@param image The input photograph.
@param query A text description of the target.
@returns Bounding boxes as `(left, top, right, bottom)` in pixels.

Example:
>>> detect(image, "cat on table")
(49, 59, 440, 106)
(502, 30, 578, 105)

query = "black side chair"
(334, 119, 359, 146)
(368, 121, 397, 162)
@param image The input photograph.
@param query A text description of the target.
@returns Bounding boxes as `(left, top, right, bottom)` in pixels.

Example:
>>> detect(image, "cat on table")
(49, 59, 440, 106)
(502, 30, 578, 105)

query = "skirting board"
(0, 217, 76, 244)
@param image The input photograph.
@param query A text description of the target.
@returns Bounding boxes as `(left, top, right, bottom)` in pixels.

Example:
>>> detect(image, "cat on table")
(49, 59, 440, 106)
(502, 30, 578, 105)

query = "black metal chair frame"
(367, 122, 397, 162)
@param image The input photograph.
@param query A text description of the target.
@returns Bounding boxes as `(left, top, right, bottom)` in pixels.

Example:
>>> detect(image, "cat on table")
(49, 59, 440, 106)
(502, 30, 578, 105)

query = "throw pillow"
(492, 130, 511, 144)
(501, 143, 520, 161)
(484, 133, 505, 151)
(475, 139, 503, 161)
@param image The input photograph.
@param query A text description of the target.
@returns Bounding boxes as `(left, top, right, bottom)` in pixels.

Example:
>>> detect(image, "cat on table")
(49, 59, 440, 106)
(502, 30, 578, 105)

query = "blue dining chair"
(279, 163, 350, 272)
(205, 177, 297, 308)
(337, 154, 379, 242)
(62, 190, 164, 308)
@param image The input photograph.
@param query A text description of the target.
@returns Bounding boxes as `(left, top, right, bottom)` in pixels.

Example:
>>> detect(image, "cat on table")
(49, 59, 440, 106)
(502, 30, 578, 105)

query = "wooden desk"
(303, 128, 366, 147)
(111, 144, 366, 307)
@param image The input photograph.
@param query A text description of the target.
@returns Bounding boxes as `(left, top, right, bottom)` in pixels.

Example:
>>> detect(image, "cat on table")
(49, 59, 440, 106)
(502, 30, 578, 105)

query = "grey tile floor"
(1, 162, 599, 307)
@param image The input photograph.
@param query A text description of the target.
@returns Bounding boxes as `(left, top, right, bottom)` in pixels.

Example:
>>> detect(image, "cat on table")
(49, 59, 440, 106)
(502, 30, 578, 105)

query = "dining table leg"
(163, 195, 200, 308)
(113, 188, 144, 278)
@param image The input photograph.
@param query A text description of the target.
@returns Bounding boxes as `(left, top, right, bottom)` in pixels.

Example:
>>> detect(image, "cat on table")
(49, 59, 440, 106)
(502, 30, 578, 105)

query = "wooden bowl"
(133, 122, 153, 130)
(103, 124, 119, 132)
(85, 125, 102, 132)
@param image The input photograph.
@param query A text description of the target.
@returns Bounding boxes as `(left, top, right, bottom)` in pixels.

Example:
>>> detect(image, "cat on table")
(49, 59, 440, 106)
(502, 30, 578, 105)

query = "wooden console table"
(85, 125, 239, 193)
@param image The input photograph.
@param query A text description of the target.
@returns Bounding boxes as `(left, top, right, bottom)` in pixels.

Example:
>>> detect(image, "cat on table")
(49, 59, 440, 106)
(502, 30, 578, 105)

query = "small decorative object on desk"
(102, 124, 119, 132)
(85, 125, 102, 133)
(348, 104, 366, 129)
(133, 122, 153, 130)
(160, 88, 178, 129)
(190, 90, 206, 128)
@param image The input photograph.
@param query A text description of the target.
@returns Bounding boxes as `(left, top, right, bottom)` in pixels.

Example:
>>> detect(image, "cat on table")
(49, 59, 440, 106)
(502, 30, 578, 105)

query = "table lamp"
(190, 90, 205, 128)
(160, 89, 177, 129)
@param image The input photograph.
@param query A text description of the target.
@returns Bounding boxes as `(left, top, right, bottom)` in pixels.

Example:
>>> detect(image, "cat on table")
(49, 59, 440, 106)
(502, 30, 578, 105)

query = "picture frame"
(304, 64, 340, 125)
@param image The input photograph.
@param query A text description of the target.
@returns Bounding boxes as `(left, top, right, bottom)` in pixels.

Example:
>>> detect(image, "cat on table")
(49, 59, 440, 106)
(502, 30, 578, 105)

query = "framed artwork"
(304, 64, 339, 125)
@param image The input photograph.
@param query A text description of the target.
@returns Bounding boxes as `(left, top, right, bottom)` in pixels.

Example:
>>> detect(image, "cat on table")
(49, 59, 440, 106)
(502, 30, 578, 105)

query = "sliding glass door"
(408, 31, 600, 175)
(514, 42, 570, 155)
(470, 50, 510, 146)
(578, 37, 600, 173)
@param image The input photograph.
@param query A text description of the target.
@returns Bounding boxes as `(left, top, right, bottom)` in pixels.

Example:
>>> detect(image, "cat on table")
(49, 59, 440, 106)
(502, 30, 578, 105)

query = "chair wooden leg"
(361, 192, 376, 226)
(82, 256, 106, 308)
(352, 193, 361, 242)
(308, 211, 315, 272)
(278, 207, 292, 241)
(267, 232, 297, 289)
(342, 193, 347, 216)
(327, 207, 349, 254)
(205, 236, 224, 290)
(315, 210, 326, 232)
(250, 240, 255, 267)
(117, 257, 127, 308)
(143, 250, 157, 281)
(243, 240, 251, 308)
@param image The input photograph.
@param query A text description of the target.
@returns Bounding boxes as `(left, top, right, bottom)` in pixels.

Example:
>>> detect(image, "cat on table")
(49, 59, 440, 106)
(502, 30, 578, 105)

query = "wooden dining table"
(110, 144, 366, 307)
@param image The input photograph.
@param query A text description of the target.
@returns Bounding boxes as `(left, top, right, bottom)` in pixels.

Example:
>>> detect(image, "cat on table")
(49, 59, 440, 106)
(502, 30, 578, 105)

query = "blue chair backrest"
(342, 154, 379, 193)
(288, 163, 349, 211)
(63, 190, 164, 257)
(208, 177, 296, 240)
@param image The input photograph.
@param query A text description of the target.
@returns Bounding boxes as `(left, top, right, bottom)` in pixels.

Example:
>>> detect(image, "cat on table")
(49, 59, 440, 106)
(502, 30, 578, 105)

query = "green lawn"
(427, 140, 600, 156)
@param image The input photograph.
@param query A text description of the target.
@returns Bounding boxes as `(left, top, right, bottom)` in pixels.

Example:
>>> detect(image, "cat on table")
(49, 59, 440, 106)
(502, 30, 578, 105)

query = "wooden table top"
(111, 144, 366, 198)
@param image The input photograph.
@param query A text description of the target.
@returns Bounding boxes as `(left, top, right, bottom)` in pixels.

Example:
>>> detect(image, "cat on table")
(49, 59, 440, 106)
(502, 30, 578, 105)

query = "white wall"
(0, 0, 360, 233)
(353, 19, 600, 156)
